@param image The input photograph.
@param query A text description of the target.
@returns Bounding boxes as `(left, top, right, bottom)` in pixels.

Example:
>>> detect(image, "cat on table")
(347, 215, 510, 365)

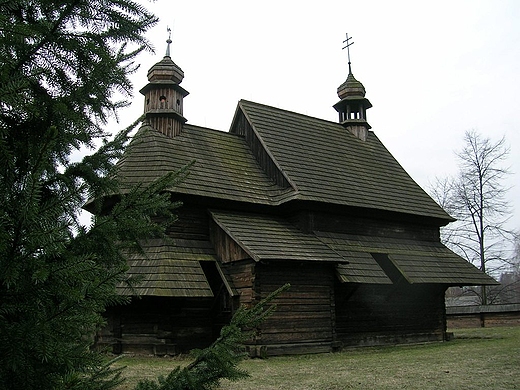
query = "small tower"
(333, 34, 372, 141)
(139, 29, 189, 137)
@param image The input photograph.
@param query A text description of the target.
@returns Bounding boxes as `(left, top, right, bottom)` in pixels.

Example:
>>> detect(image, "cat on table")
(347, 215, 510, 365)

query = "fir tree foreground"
(0, 1, 182, 389)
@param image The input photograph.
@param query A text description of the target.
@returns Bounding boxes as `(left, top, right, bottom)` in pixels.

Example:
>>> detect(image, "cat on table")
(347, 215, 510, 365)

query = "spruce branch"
(135, 284, 291, 390)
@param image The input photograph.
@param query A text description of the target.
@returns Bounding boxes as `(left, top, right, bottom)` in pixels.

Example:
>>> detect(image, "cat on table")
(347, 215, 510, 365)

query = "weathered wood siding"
(335, 283, 447, 346)
(144, 87, 185, 117)
(147, 116, 184, 138)
(252, 261, 336, 355)
(143, 83, 186, 137)
(167, 206, 210, 240)
(292, 210, 440, 242)
(446, 304, 520, 328)
(97, 297, 214, 355)
(209, 220, 250, 263)
(222, 259, 257, 306)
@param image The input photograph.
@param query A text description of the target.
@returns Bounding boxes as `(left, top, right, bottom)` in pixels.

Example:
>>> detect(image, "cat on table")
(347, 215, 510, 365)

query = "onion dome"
(146, 55, 184, 84)
(333, 70, 372, 141)
(337, 72, 367, 100)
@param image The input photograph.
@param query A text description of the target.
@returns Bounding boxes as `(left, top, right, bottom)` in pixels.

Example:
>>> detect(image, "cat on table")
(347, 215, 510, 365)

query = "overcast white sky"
(114, 0, 520, 241)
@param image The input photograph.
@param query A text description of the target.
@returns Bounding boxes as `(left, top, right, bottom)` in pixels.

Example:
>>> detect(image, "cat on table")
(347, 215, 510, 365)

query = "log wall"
(97, 297, 214, 355)
(222, 259, 256, 306)
(166, 206, 210, 240)
(335, 283, 447, 346)
(252, 261, 336, 355)
(292, 210, 440, 241)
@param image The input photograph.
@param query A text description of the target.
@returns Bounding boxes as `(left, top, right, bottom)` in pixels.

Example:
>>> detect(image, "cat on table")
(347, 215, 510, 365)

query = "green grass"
(114, 327, 520, 389)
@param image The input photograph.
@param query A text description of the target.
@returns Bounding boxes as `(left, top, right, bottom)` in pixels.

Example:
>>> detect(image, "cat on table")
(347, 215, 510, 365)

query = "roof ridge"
(183, 123, 231, 134)
(238, 99, 340, 127)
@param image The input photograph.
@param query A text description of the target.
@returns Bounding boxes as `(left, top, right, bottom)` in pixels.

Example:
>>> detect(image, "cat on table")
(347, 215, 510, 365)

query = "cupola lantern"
(333, 34, 372, 141)
(139, 28, 189, 137)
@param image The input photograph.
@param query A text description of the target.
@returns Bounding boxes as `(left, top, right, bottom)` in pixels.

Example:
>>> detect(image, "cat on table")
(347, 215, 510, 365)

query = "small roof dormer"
(139, 30, 189, 138)
(333, 34, 372, 141)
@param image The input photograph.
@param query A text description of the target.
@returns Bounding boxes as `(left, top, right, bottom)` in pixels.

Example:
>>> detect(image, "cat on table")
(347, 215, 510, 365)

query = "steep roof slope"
(115, 123, 294, 204)
(236, 100, 451, 221)
(117, 100, 451, 222)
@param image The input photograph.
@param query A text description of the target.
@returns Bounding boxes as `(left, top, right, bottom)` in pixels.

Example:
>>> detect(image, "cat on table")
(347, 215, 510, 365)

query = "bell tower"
(333, 34, 372, 141)
(139, 29, 189, 137)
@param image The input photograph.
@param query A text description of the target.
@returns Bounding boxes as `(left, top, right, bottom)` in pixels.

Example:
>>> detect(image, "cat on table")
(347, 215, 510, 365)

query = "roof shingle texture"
(210, 210, 345, 263)
(238, 100, 451, 220)
(316, 232, 498, 285)
(118, 238, 215, 297)
(116, 123, 293, 204)
(117, 100, 451, 221)
(208, 210, 496, 286)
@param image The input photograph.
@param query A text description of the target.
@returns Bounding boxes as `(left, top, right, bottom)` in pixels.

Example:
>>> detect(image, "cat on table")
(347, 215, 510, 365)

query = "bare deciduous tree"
(430, 130, 516, 305)
(496, 237, 520, 303)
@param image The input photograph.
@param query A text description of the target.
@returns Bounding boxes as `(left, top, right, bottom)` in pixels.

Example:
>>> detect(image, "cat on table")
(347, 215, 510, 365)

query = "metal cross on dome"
(342, 33, 354, 74)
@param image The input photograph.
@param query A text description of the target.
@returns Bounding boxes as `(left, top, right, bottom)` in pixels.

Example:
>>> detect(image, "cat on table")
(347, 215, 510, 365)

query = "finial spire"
(342, 33, 354, 74)
(165, 26, 172, 57)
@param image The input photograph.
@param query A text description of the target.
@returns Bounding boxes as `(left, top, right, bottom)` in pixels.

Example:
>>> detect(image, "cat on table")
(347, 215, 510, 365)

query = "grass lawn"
(114, 327, 520, 390)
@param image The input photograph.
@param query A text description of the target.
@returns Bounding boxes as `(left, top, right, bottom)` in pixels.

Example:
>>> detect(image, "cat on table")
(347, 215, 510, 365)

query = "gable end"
(231, 105, 296, 191)
(209, 217, 251, 263)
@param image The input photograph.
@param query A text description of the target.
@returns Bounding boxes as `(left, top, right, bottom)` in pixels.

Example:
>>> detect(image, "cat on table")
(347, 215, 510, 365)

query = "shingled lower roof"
(118, 238, 216, 297)
(209, 210, 492, 286)
(115, 124, 295, 204)
(316, 232, 498, 286)
(210, 210, 345, 263)
(236, 100, 452, 221)
(334, 252, 392, 285)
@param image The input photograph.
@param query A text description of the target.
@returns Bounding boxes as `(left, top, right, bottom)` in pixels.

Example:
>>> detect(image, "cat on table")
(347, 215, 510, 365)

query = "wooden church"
(96, 36, 496, 356)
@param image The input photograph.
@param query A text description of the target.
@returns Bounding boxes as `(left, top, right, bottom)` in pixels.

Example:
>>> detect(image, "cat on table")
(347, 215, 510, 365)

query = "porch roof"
(118, 238, 215, 297)
(210, 210, 345, 263)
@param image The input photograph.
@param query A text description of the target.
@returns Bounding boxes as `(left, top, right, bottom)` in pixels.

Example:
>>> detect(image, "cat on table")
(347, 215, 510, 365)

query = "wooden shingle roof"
(117, 99, 452, 223)
(316, 232, 498, 286)
(210, 210, 345, 263)
(209, 210, 493, 286)
(116, 124, 294, 204)
(236, 100, 452, 221)
(118, 238, 216, 297)
(334, 250, 392, 285)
